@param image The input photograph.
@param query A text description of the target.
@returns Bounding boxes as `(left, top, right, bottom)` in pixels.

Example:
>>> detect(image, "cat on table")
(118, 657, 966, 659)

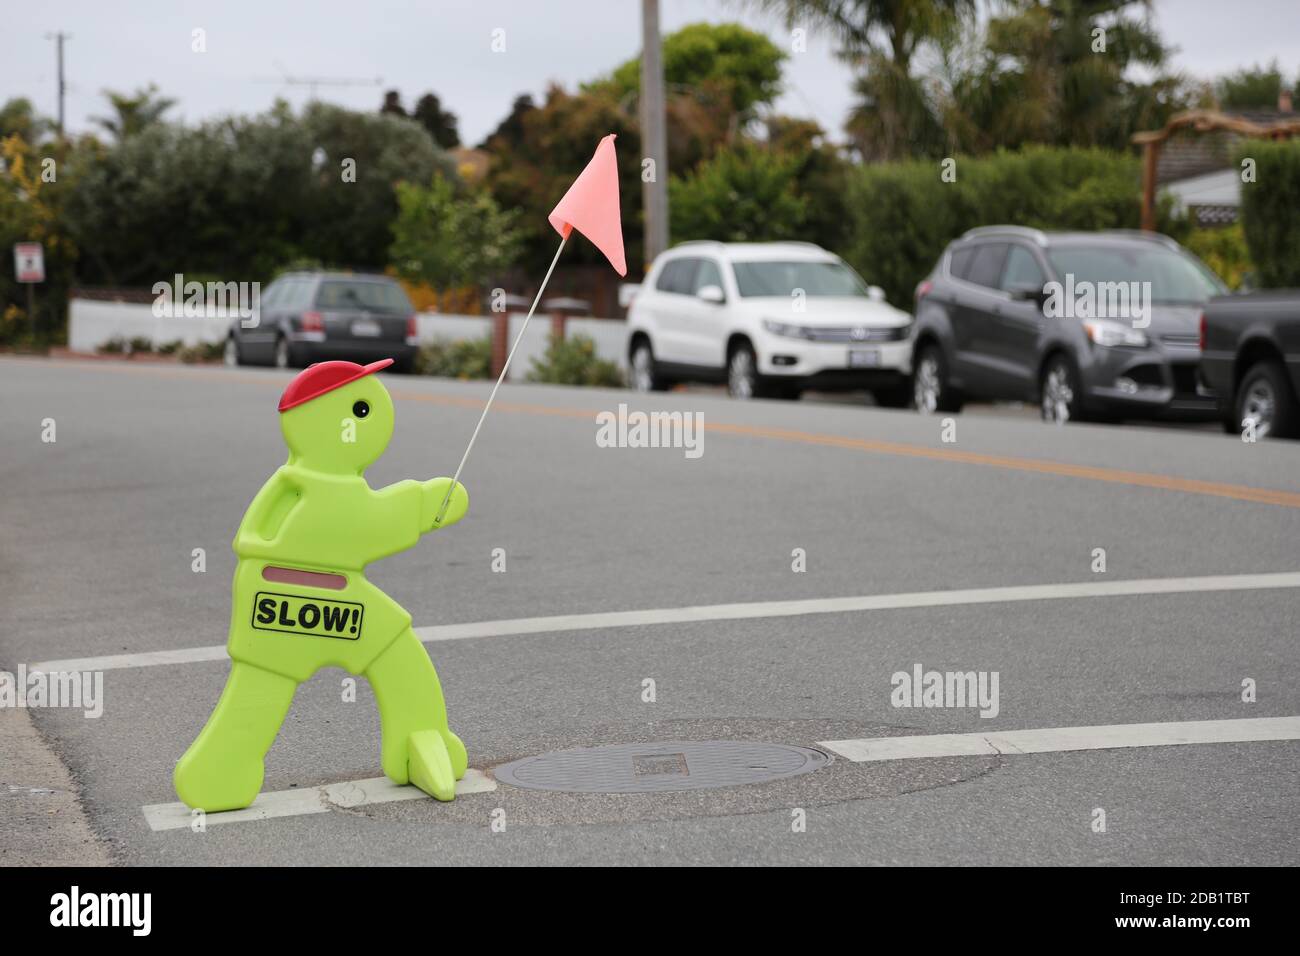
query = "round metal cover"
(493, 740, 830, 793)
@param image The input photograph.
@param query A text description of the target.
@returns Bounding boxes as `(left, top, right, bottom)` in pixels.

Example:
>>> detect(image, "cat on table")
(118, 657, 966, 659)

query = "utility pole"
(45, 32, 70, 138)
(640, 0, 669, 271)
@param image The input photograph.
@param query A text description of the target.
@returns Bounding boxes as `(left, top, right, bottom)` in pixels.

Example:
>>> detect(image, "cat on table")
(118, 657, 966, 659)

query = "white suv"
(626, 241, 914, 403)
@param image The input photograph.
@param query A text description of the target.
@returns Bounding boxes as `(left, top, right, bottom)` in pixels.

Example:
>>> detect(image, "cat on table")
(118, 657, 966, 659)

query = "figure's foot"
(441, 728, 468, 780)
(174, 750, 264, 813)
(407, 730, 456, 801)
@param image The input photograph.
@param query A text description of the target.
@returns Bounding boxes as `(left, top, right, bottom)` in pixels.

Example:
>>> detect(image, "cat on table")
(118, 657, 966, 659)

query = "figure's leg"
(365, 628, 466, 801)
(174, 662, 297, 812)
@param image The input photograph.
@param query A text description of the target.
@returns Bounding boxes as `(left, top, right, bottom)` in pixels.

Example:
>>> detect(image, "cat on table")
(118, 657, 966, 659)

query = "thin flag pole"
(434, 234, 569, 524)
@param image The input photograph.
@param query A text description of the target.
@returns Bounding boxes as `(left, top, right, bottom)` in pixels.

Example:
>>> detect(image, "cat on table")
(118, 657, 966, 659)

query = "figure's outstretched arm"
(356, 477, 467, 564)
(422, 478, 468, 531)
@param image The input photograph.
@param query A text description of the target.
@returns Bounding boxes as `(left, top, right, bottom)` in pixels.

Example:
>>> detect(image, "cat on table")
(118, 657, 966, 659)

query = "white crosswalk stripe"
(30, 570, 1300, 674)
(142, 769, 496, 831)
(819, 716, 1300, 762)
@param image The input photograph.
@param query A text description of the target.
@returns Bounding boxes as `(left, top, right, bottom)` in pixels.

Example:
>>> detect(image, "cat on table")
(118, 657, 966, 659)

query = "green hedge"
(843, 146, 1181, 307)
(1237, 139, 1300, 288)
(1183, 224, 1253, 290)
(527, 333, 623, 387)
(415, 336, 493, 379)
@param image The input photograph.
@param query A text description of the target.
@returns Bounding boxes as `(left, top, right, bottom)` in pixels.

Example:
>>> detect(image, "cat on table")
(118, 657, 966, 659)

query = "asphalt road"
(1, 355, 1297, 866)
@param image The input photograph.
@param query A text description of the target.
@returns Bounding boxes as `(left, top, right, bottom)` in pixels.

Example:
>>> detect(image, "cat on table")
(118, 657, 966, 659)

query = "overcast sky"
(4, 1, 1299, 146)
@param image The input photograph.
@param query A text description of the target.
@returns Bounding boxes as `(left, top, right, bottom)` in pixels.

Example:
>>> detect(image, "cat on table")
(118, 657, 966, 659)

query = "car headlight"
(762, 319, 809, 339)
(1083, 319, 1148, 348)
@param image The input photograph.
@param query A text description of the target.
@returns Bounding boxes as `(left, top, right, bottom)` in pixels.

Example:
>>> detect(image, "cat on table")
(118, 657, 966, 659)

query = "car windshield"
(315, 280, 412, 312)
(732, 260, 871, 298)
(1046, 245, 1226, 304)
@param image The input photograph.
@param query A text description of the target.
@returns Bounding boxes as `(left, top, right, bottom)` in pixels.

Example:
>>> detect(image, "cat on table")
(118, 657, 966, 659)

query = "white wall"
(68, 299, 629, 380)
(68, 299, 231, 352)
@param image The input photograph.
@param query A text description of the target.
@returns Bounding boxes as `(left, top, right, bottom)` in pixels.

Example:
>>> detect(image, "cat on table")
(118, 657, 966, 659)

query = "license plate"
(351, 319, 382, 338)
(252, 591, 364, 641)
(848, 348, 881, 368)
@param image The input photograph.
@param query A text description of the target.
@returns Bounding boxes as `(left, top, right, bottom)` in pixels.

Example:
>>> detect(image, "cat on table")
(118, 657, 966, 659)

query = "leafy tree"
(480, 94, 536, 150)
(756, 1, 973, 160)
(669, 144, 806, 242)
(0, 98, 51, 145)
(956, 0, 1179, 151)
(595, 21, 786, 170)
(763, 116, 853, 250)
(389, 175, 522, 287)
(91, 84, 175, 142)
(0, 133, 77, 342)
(380, 90, 406, 116)
(64, 101, 452, 285)
(482, 84, 642, 274)
(484, 23, 792, 273)
(1215, 62, 1288, 111)
(603, 22, 785, 123)
(412, 93, 461, 149)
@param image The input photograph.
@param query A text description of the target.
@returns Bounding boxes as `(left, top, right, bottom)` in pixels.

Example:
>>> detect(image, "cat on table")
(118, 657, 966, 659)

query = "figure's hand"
(423, 478, 468, 531)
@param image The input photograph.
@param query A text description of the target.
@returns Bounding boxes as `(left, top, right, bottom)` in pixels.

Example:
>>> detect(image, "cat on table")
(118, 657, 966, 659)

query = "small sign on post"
(14, 242, 44, 283)
(13, 242, 44, 341)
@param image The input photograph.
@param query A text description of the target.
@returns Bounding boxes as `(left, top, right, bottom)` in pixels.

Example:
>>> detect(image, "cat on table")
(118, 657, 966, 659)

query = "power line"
(252, 68, 383, 102)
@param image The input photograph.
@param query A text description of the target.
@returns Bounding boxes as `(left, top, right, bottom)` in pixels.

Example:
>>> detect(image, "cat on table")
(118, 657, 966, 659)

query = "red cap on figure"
(277, 359, 393, 412)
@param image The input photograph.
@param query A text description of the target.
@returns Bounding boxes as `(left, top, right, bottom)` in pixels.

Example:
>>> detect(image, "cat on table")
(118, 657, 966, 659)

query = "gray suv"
(911, 227, 1227, 422)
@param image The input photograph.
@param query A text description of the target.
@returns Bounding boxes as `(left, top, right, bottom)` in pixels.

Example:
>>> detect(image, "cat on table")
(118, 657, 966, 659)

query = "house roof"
(1149, 109, 1300, 185)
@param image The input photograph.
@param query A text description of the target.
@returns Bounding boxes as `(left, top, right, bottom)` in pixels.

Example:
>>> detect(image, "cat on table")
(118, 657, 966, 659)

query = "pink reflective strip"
(262, 566, 348, 591)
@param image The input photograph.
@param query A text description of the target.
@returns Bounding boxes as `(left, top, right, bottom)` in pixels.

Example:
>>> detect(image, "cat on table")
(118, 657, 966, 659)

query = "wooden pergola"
(1132, 110, 1300, 231)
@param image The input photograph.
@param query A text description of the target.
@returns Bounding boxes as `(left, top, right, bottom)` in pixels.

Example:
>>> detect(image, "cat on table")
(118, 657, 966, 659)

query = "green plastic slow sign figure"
(174, 359, 469, 811)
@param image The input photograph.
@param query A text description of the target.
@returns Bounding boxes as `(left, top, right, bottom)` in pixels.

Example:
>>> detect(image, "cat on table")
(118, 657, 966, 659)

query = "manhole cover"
(493, 740, 829, 793)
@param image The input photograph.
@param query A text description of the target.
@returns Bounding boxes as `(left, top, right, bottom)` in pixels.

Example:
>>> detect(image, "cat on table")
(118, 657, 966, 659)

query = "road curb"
(0, 707, 113, 866)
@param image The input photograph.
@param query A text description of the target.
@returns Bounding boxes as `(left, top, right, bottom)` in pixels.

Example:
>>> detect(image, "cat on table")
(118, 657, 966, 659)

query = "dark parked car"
(1200, 291, 1300, 438)
(225, 271, 419, 372)
(911, 227, 1227, 423)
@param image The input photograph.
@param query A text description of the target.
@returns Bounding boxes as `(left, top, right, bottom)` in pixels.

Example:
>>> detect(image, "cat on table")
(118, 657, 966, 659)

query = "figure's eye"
(352, 400, 370, 419)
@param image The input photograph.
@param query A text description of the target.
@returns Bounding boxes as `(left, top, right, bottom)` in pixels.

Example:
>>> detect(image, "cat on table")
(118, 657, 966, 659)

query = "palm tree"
(753, 0, 975, 160)
(92, 84, 176, 142)
(969, 0, 1175, 150)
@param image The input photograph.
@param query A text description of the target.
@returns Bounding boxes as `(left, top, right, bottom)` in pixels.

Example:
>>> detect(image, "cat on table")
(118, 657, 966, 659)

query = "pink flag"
(548, 134, 627, 276)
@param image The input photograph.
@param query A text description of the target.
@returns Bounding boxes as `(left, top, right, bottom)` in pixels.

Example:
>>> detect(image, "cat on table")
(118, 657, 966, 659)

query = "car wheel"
(1040, 354, 1081, 425)
(630, 340, 665, 392)
(274, 336, 292, 370)
(913, 344, 961, 413)
(727, 343, 760, 399)
(223, 336, 242, 367)
(1235, 360, 1299, 439)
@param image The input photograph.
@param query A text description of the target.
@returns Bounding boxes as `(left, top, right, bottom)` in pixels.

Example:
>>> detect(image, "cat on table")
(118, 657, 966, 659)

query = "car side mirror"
(867, 285, 886, 302)
(697, 284, 726, 305)
(1009, 284, 1049, 308)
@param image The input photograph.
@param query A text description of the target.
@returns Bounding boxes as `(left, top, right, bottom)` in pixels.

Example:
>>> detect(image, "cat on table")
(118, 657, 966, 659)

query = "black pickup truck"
(1201, 291, 1300, 438)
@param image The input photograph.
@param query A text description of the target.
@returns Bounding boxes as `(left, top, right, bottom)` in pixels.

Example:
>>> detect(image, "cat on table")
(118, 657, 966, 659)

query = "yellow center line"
(25, 357, 1300, 509)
